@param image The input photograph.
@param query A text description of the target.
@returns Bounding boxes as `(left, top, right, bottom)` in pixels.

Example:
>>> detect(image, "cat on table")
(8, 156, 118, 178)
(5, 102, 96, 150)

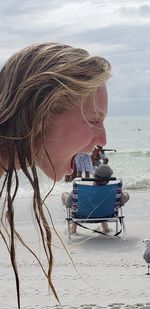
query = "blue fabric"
(72, 181, 122, 219)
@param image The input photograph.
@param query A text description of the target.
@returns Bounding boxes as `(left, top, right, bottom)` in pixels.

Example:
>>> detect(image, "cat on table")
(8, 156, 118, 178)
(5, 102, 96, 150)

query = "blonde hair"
(0, 42, 111, 308)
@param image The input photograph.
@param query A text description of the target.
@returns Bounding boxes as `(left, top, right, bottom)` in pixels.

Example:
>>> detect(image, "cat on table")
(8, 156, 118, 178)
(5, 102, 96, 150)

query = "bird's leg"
(147, 264, 150, 275)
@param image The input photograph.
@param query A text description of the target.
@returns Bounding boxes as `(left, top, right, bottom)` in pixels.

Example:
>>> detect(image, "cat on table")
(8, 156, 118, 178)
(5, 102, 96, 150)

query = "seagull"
(143, 239, 150, 275)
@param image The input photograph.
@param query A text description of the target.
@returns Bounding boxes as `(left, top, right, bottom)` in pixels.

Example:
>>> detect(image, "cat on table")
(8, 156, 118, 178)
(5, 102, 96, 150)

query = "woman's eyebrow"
(88, 111, 105, 119)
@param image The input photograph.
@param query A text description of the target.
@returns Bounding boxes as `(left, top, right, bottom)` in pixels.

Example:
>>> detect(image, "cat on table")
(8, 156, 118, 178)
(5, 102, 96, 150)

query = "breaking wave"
(109, 150, 150, 157)
(123, 176, 150, 190)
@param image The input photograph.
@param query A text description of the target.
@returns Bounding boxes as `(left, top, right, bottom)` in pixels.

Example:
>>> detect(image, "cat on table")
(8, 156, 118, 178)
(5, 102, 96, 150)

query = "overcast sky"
(0, 0, 150, 116)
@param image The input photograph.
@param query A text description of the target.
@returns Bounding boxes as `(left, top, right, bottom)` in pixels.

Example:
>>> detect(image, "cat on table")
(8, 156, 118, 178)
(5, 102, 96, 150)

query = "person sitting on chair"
(62, 163, 128, 235)
(94, 164, 130, 232)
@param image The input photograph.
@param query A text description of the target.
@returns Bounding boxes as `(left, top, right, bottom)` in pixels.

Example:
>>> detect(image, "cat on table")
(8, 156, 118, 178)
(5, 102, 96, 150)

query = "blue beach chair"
(66, 177, 127, 241)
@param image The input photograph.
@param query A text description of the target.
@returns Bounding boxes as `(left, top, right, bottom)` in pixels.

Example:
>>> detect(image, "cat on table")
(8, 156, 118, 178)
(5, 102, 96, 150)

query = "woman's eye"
(89, 120, 101, 127)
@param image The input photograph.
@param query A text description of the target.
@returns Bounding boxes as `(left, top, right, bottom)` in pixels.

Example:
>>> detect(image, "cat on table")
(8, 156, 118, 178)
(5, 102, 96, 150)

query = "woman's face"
(36, 85, 108, 181)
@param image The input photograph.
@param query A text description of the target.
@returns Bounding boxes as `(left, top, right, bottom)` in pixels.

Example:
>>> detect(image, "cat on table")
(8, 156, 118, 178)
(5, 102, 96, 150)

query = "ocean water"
(105, 115, 150, 190)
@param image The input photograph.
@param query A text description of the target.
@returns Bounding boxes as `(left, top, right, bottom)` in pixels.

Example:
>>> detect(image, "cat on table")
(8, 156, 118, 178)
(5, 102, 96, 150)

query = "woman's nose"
(95, 127, 107, 146)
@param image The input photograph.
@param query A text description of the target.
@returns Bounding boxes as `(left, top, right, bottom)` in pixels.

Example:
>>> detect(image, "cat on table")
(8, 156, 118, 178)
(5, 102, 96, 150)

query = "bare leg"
(71, 223, 77, 234)
(85, 171, 90, 178)
(61, 192, 69, 205)
(77, 171, 82, 177)
(101, 222, 110, 233)
(123, 191, 130, 203)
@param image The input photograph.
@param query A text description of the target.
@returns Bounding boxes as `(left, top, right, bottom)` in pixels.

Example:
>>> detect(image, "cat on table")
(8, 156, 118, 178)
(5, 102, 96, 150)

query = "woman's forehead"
(83, 85, 108, 118)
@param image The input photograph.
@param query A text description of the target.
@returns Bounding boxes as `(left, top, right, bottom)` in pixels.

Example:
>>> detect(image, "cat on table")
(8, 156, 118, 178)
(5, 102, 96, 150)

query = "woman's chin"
(39, 164, 73, 181)
(57, 168, 73, 181)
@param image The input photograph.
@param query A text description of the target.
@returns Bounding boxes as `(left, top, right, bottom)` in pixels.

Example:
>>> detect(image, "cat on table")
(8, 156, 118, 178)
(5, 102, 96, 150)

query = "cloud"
(119, 4, 150, 18)
(0, 0, 150, 116)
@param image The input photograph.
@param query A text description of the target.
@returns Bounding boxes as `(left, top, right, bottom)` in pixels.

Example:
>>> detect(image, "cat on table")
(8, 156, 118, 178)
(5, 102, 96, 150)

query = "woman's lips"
(70, 154, 76, 169)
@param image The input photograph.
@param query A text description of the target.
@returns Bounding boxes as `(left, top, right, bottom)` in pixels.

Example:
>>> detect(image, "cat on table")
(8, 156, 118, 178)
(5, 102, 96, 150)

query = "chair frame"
(66, 177, 127, 241)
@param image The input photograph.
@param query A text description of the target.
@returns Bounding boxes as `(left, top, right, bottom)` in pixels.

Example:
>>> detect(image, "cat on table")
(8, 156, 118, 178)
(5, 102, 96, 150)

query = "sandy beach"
(0, 189, 150, 309)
